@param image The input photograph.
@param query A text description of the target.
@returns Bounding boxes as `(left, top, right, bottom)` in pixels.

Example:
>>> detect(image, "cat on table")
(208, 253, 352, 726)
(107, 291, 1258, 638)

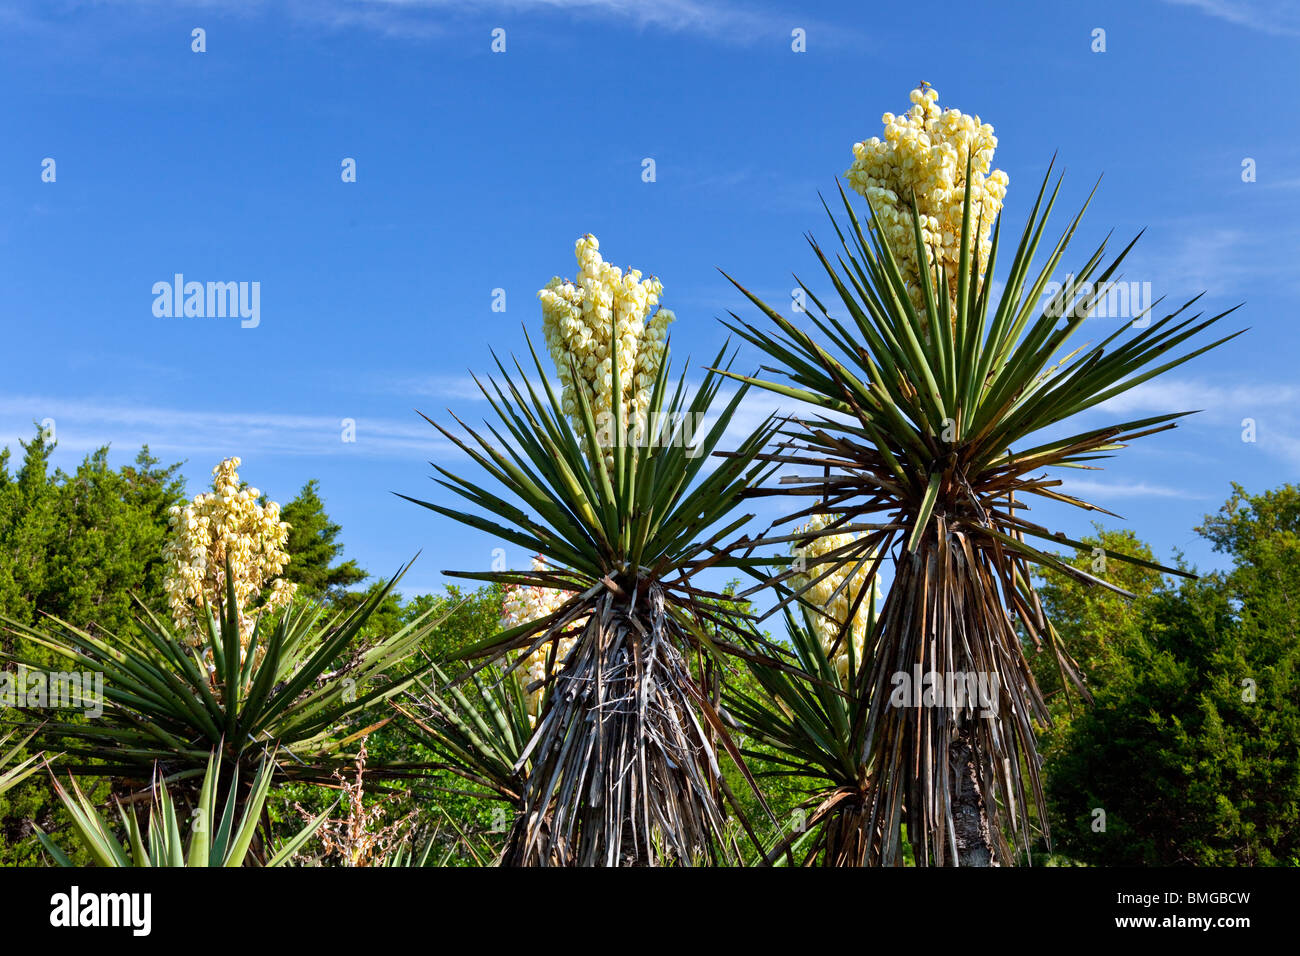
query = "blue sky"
(1, 0, 1297, 597)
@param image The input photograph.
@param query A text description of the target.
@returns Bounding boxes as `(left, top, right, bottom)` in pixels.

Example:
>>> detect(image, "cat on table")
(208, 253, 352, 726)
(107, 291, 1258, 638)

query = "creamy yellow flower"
(500, 554, 588, 721)
(539, 234, 673, 470)
(845, 85, 1007, 317)
(162, 457, 295, 647)
(788, 513, 879, 686)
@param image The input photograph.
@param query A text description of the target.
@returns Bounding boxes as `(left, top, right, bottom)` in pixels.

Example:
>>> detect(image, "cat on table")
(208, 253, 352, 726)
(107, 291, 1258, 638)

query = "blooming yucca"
(723, 88, 1241, 864)
(787, 514, 877, 687)
(539, 234, 674, 467)
(7, 455, 443, 799)
(845, 84, 1008, 314)
(499, 555, 581, 720)
(413, 233, 781, 865)
(162, 456, 295, 645)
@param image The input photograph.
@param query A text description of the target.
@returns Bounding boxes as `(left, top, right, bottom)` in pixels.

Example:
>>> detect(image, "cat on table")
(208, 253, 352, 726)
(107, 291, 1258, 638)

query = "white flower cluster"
(789, 513, 878, 685)
(539, 234, 673, 468)
(162, 457, 295, 646)
(845, 86, 1008, 315)
(500, 555, 584, 721)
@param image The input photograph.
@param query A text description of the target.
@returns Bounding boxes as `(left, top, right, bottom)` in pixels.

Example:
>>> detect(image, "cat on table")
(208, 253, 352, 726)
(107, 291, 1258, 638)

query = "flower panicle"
(845, 85, 1008, 315)
(161, 456, 296, 648)
(538, 234, 674, 468)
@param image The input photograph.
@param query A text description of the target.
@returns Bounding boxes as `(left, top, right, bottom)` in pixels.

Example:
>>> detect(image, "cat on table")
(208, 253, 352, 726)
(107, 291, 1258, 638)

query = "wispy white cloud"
(455, 0, 780, 38)
(386, 373, 487, 401)
(0, 380, 808, 473)
(1090, 376, 1300, 467)
(1095, 378, 1300, 418)
(1161, 0, 1300, 37)
(326, 0, 855, 45)
(0, 395, 454, 461)
(1057, 478, 1205, 500)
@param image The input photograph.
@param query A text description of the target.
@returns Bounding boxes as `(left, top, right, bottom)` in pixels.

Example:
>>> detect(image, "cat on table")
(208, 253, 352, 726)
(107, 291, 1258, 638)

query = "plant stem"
(949, 723, 997, 867)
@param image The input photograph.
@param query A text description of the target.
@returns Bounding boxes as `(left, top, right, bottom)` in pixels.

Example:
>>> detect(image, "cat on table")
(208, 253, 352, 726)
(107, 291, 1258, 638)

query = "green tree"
(279, 479, 367, 602)
(0, 432, 183, 865)
(1198, 482, 1300, 642)
(1031, 527, 1166, 713)
(0, 430, 184, 641)
(1043, 486, 1300, 866)
(0, 426, 59, 632)
(43, 447, 183, 637)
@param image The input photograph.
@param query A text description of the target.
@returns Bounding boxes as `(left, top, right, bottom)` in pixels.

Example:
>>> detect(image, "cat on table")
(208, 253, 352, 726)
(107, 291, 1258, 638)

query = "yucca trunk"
(501, 809, 564, 866)
(817, 793, 875, 866)
(861, 528, 1046, 866)
(950, 724, 997, 866)
(809, 773, 995, 867)
(506, 582, 729, 866)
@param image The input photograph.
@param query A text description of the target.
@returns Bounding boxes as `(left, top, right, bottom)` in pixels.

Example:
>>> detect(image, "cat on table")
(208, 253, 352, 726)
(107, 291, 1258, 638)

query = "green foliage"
(726, 595, 883, 865)
(0, 727, 41, 796)
(0, 431, 185, 864)
(0, 429, 184, 644)
(1, 563, 447, 791)
(1031, 528, 1166, 710)
(263, 582, 509, 865)
(397, 661, 532, 805)
(1042, 486, 1300, 865)
(37, 750, 333, 867)
(403, 584, 505, 663)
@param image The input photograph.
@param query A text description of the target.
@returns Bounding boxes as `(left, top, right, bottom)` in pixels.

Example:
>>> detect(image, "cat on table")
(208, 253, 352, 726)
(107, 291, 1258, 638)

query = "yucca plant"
(0, 726, 43, 796)
(377, 826, 473, 867)
(379, 832, 443, 867)
(396, 662, 533, 807)
(726, 595, 881, 866)
(720, 163, 1242, 865)
(393, 661, 538, 862)
(0, 561, 447, 793)
(406, 236, 783, 865)
(36, 750, 333, 866)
